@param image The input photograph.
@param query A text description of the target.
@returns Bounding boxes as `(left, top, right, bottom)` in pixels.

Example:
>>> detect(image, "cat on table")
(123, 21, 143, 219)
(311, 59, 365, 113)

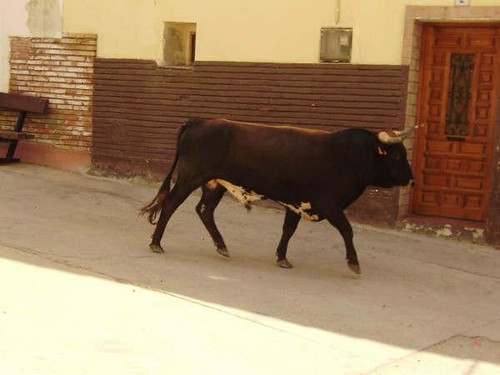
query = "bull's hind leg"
(196, 183, 229, 257)
(327, 211, 361, 274)
(150, 183, 198, 253)
(275, 209, 300, 269)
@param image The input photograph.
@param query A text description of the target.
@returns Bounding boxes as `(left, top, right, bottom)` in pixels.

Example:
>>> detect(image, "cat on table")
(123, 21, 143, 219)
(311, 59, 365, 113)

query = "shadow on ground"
(1, 164, 499, 372)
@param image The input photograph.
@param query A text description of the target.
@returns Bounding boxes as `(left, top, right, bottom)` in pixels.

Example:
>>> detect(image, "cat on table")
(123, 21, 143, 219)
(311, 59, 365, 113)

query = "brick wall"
(0, 33, 96, 152)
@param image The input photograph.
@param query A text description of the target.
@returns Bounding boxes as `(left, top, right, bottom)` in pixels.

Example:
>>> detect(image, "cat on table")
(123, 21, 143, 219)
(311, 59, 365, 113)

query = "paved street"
(0, 164, 499, 374)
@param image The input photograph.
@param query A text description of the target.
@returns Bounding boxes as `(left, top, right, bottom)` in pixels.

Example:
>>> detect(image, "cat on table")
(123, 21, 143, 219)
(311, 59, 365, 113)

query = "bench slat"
(0, 158, 20, 164)
(0, 93, 48, 114)
(0, 131, 35, 140)
(0, 93, 47, 164)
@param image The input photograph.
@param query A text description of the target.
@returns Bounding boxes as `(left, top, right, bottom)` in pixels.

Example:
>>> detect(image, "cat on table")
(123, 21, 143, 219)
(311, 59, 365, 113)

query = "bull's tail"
(139, 120, 193, 224)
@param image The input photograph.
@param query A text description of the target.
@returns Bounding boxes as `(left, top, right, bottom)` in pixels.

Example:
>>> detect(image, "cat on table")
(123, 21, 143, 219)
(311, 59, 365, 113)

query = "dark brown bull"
(140, 118, 415, 273)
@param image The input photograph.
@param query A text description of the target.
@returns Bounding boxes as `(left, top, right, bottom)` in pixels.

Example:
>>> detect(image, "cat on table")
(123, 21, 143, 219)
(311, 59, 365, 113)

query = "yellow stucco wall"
(60, 0, 500, 65)
(2, 0, 500, 91)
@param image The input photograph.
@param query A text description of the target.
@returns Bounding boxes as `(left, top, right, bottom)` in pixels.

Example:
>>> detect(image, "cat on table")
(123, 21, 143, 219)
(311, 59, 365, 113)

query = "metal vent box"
(320, 28, 352, 63)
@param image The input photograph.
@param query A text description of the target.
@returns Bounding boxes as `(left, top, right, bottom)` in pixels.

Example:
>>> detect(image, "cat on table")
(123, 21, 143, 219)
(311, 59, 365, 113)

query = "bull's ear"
(376, 145, 388, 157)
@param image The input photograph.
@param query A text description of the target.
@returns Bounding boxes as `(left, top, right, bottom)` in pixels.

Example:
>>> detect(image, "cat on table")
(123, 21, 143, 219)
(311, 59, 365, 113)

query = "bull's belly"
(207, 179, 320, 221)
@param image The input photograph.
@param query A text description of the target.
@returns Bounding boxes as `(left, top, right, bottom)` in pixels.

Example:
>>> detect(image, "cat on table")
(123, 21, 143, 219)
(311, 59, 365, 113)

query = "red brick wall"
(0, 34, 96, 155)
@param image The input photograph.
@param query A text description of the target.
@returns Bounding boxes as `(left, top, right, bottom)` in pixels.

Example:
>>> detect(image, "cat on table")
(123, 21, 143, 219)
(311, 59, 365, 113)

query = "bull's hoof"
(348, 263, 361, 274)
(277, 259, 294, 269)
(216, 247, 230, 258)
(150, 244, 165, 253)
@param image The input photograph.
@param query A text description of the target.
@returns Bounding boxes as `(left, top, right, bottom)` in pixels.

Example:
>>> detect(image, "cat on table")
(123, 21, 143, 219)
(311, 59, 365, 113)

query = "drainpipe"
(334, 0, 341, 25)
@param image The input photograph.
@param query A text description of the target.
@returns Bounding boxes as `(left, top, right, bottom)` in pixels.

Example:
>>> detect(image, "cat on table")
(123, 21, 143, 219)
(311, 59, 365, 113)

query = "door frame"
(401, 6, 500, 244)
(413, 22, 499, 221)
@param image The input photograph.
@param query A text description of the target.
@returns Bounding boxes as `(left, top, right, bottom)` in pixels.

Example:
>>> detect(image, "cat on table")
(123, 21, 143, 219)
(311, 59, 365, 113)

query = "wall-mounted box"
(320, 27, 352, 63)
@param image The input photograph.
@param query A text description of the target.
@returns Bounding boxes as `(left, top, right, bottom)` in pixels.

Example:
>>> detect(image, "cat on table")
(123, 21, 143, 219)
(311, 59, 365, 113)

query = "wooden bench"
(0, 92, 49, 164)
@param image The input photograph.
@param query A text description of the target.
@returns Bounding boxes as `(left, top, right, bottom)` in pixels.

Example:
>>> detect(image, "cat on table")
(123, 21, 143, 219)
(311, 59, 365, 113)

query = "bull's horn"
(378, 125, 418, 144)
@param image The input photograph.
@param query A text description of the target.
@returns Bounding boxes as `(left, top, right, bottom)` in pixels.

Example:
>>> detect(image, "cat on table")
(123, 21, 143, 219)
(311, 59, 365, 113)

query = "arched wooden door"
(413, 23, 500, 221)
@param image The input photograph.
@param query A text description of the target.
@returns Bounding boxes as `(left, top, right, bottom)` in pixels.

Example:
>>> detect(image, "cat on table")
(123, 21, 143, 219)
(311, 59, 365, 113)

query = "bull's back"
(177, 119, 233, 173)
(177, 119, 373, 203)
(214, 120, 342, 199)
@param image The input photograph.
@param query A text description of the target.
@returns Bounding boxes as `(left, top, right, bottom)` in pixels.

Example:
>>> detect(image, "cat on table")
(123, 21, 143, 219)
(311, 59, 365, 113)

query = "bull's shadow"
(140, 193, 500, 357)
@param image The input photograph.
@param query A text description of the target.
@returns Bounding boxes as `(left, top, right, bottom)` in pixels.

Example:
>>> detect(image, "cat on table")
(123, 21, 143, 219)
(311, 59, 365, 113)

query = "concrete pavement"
(0, 164, 499, 374)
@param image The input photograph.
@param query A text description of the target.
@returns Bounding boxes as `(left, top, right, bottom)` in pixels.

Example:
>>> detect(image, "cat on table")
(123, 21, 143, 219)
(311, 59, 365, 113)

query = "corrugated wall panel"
(92, 59, 409, 225)
(93, 59, 409, 179)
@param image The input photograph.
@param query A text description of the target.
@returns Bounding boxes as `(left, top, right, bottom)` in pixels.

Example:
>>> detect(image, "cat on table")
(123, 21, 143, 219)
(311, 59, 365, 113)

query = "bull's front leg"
(327, 211, 361, 274)
(275, 209, 301, 268)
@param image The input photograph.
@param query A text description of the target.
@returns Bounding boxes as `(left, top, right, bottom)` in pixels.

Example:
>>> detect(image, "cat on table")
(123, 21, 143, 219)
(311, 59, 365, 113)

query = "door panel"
(413, 24, 499, 221)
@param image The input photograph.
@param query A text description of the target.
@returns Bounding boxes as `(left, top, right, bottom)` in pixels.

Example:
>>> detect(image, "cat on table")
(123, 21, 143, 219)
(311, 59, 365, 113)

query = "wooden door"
(413, 24, 500, 221)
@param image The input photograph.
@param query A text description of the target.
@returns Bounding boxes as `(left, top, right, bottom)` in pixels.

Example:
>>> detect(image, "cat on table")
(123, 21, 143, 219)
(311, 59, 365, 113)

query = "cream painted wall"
(1, 0, 499, 90)
(62, 0, 338, 62)
(62, 0, 164, 61)
(0, 1, 29, 91)
(54, 0, 500, 65)
(346, 0, 500, 64)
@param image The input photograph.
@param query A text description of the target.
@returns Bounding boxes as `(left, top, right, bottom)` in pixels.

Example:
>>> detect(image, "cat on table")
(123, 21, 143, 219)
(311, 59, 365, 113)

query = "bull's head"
(372, 125, 418, 188)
